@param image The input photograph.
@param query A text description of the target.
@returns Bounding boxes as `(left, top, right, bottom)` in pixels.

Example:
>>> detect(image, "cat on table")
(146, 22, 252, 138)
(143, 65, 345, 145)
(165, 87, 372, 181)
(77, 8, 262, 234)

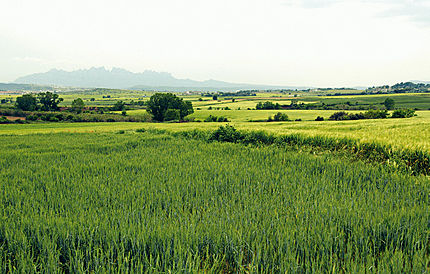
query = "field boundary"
(139, 126, 430, 176)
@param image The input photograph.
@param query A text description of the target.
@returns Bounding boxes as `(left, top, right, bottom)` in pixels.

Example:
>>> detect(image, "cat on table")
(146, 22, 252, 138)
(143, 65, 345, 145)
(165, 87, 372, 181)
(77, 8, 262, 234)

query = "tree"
(164, 109, 180, 121)
(212, 95, 218, 100)
(146, 93, 194, 121)
(111, 101, 125, 111)
(71, 98, 85, 113)
(16, 94, 38, 111)
(384, 98, 395, 110)
(38, 92, 63, 111)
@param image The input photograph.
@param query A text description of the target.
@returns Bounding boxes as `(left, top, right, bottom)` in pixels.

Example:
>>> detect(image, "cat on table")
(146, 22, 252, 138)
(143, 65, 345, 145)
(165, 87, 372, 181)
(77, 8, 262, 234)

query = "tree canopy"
(71, 98, 85, 113)
(146, 93, 194, 121)
(38, 92, 64, 111)
(16, 94, 38, 111)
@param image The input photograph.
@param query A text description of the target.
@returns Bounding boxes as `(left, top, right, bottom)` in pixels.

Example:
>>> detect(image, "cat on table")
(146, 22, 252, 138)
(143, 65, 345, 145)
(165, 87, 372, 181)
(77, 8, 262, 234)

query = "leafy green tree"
(146, 93, 194, 121)
(38, 92, 63, 111)
(164, 109, 180, 121)
(15, 94, 38, 111)
(71, 98, 85, 113)
(111, 101, 125, 111)
(384, 98, 395, 110)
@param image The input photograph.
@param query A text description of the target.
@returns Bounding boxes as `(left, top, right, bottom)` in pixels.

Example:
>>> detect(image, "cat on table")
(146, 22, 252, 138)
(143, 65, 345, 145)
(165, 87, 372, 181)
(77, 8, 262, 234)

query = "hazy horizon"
(1, 0, 430, 87)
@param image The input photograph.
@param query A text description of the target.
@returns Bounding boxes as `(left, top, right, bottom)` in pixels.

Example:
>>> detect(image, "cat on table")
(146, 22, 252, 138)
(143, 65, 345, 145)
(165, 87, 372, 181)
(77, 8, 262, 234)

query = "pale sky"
(1, 0, 429, 87)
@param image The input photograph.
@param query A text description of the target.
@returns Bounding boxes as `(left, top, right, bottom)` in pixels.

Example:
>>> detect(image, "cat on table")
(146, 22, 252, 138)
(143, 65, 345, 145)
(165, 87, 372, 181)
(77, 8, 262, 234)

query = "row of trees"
(329, 109, 415, 121)
(16, 92, 64, 111)
(14, 92, 193, 122)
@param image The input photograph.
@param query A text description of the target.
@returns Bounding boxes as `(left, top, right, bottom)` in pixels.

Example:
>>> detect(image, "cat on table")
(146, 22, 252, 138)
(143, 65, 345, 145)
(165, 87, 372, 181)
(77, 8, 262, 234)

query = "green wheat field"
(0, 91, 429, 272)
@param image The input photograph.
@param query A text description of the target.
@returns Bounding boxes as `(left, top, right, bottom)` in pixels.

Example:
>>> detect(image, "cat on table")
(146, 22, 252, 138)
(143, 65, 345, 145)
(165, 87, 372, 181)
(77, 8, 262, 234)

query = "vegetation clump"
(204, 115, 229, 122)
(256, 101, 281, 110)
(146, 93, 193, 121)
(391, 108, 416, 118)
(328, 109, 414, 121)
(268, 112, 289, 122)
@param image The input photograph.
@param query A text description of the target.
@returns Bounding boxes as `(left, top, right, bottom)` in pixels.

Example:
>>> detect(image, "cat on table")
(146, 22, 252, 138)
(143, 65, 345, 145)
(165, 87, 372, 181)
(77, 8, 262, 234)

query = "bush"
(363, 109, 388, 119)
(315, 116, 324, 121)
(204, 115, 229, 122)
(391, 109, 415, 118)
(209, 125, 242, 143)
(217, 116, 229, 122)
(0, 116, 10, 124)
(329, 111, 349, 121)
(26, 115, 38, 121)
(273, 112, 289, 121)
(256, 101, 281, 110)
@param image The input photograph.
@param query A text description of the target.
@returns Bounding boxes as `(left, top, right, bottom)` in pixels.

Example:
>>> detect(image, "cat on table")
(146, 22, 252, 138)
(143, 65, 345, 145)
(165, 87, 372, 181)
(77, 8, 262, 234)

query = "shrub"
(391, 109, 415, 118)
(363, 109, 388, 119)
(204, 115, 229, 122)
(209, 125, 242, 143)
(0, 116, 10, 124)
(217, 116, 229, 122)
(273, 112, 289, 121)
(26, 115, 38, 121)
(329, 111, 349, 121)
(315, 116, 324, 121)
(256, 101, 281, 110)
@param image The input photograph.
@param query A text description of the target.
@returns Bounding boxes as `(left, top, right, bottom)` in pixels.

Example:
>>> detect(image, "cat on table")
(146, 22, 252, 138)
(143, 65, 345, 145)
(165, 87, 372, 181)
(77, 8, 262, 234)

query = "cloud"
(283, 0, 430, 26)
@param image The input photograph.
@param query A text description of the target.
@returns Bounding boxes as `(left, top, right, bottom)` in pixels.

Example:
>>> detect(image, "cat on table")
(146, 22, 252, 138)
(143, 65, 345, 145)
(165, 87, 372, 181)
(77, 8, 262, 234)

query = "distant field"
(1, 111, 429, 151)
(2, 91, 429, 109)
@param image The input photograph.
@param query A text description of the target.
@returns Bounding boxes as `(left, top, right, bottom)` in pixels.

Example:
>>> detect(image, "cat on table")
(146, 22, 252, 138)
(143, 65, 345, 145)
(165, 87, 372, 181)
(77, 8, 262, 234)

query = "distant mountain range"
(0, 83, 54, 92)
(14, 67, 307, 91)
